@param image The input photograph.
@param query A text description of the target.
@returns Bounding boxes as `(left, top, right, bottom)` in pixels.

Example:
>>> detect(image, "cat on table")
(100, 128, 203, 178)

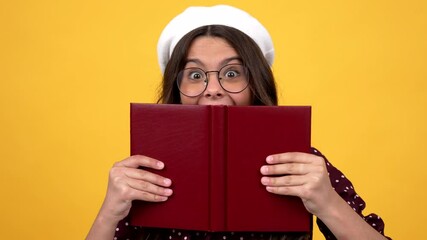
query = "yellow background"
(1, 0, 426, 239)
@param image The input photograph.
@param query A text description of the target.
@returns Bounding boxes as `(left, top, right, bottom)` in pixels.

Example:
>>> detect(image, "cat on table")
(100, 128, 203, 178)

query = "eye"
(224, 69, 240, 78)
(188, 70, 204, 80)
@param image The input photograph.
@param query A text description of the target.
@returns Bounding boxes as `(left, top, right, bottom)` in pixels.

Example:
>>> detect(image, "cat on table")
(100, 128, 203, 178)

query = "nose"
(203, 72, 224, 98)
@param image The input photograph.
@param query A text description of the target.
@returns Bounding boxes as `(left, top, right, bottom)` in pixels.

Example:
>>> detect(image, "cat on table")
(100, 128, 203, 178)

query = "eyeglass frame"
(176, 63, 250, 97)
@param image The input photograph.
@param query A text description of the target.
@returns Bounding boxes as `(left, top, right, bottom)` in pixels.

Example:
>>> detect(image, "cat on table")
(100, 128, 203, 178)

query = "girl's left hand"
(260, 152, 337, 217)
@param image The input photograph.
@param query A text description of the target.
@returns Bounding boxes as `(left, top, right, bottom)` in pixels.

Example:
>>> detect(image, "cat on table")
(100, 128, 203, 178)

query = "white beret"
(157, 5, 274, 73)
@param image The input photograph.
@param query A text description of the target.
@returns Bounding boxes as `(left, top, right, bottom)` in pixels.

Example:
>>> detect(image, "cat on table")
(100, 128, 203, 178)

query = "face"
(179, 36, 252, 106)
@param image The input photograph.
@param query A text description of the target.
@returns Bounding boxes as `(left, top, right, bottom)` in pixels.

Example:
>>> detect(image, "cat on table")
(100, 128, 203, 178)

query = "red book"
(129, 103, 312, 232)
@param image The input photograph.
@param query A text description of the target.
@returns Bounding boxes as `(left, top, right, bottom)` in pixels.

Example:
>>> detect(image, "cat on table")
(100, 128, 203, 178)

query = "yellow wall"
(1, 0, 425, 239)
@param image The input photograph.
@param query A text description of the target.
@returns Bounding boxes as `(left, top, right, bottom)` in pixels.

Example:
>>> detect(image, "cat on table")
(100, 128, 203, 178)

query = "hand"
(260, 152, 336, 217)
(99, 155, 173, 223)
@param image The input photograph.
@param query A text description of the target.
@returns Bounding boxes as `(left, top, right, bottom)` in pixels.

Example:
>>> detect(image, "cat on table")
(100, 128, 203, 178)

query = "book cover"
(129, 103, 312, 232)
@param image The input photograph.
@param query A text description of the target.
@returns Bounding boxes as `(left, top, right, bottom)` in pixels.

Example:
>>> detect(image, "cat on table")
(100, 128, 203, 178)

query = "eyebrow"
(185, 56, 242, 68)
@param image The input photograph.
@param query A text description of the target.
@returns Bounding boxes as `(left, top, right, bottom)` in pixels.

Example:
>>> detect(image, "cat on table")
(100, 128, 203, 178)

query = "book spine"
(209, 106, 227, 231)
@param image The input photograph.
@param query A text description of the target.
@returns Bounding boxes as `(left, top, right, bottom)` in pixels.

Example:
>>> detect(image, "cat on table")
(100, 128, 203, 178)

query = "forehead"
(185, 36, 241, 68)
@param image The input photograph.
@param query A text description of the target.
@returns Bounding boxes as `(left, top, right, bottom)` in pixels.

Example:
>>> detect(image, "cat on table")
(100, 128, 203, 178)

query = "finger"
(265, 185, 302, 197)
(126, 178, 173, 198)
(125, 187, 171, 202)
(124, 168, 172, 187)
(261, 175, 306, 187)
(115, 155, 164, 170)
(260, 162, 313, 176)
(266, 152, 316, 164)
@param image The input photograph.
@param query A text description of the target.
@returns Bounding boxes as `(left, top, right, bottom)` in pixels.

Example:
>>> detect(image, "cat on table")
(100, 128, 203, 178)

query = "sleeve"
(113, 216, 143, 240)
(311, 148, 391, 240)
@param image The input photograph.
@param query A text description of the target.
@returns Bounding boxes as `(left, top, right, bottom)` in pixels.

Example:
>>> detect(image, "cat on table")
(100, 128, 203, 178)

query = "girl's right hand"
(98, 155, 173, 224)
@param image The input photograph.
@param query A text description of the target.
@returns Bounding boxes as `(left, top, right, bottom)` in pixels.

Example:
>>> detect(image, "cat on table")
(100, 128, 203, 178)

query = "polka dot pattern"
(114, 226, 310, 240)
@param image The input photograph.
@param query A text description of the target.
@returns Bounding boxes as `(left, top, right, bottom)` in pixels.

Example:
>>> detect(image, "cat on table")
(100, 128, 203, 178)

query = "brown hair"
(157, 25, 278, 106)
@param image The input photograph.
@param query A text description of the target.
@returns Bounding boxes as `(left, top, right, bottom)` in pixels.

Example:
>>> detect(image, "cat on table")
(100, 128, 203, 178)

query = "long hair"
(157, 25, 278, 106)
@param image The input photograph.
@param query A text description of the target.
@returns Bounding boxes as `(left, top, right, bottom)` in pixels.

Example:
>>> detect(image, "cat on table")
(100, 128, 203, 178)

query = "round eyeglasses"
(176, 64, 249, 97)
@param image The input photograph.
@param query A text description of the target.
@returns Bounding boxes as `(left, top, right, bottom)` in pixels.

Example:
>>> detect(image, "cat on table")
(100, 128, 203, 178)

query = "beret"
(157, 5, 274, 73)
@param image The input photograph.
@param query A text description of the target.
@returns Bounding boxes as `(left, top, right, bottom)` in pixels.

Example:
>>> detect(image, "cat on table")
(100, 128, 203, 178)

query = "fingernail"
(260, 166, 269, 174)
(266, 156, 273, 163)
(164, 188, 173, 196)
(157, 161, 164, 168)
(164, 178, 171, 186)
(158, 196, 168, 201)
(261, 177, 269, 185)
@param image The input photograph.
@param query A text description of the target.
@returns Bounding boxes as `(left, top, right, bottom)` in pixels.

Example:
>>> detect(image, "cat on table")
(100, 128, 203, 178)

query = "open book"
(129, 103, 312, 232)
